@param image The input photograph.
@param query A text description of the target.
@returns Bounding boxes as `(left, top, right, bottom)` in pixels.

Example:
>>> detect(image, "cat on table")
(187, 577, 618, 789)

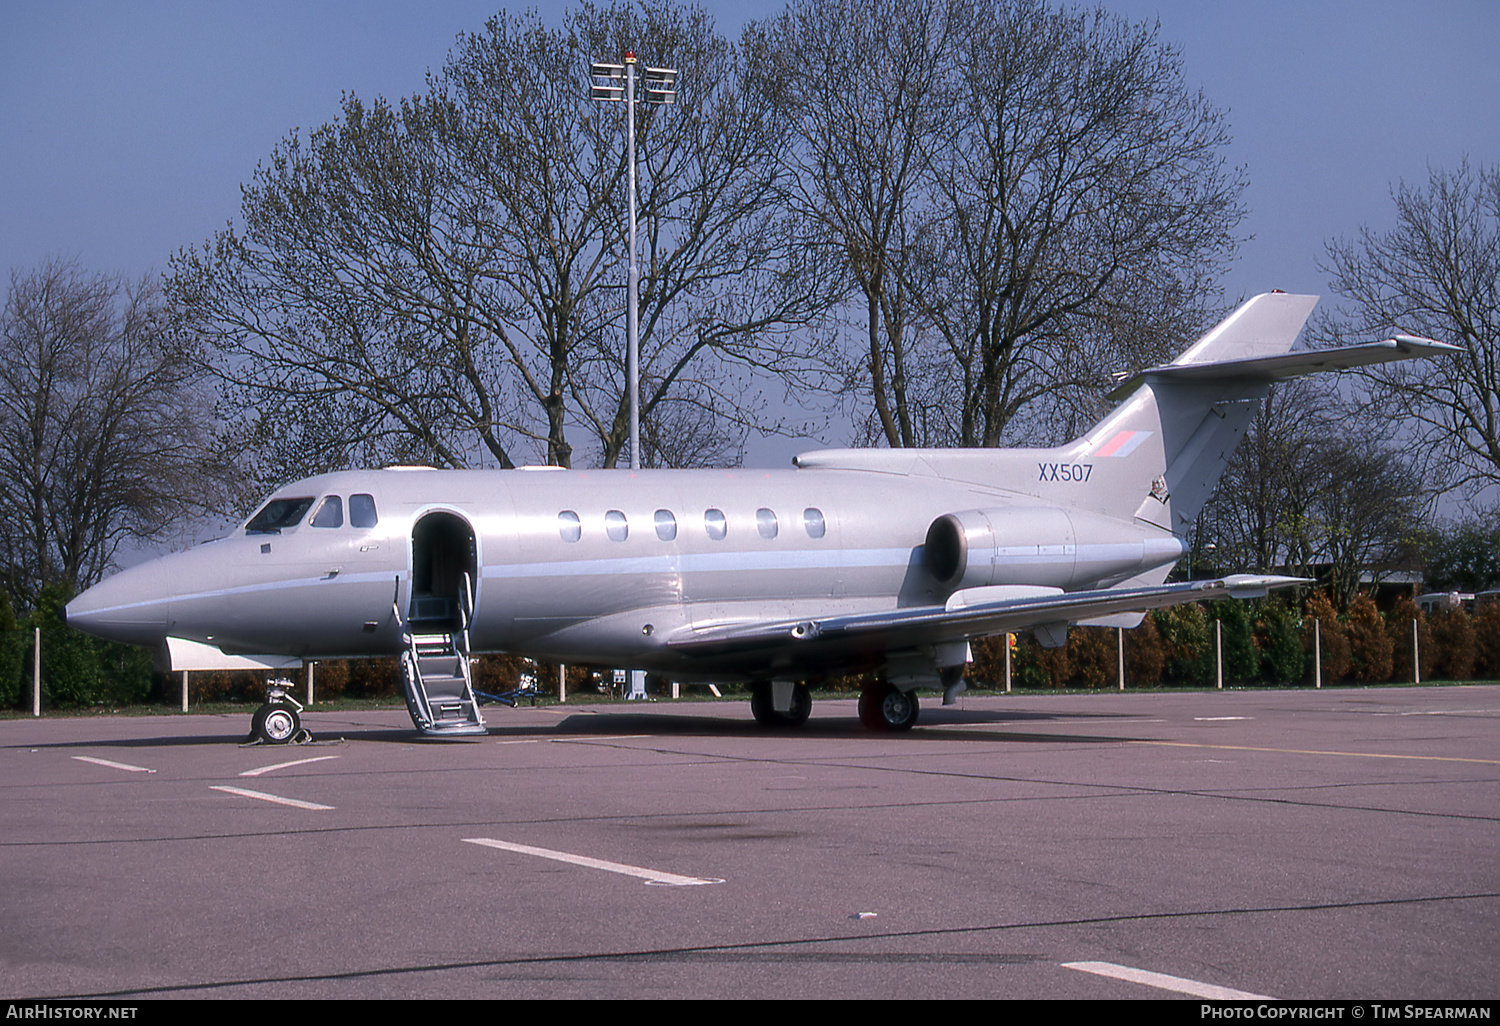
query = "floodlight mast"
(590, 52, 677, 471)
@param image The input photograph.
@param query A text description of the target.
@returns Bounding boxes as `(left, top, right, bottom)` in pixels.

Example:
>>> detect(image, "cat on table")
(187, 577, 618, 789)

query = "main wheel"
(251, 703, 301, 745)
(749, 682, 811, 728)
(858, 682, 919, 732)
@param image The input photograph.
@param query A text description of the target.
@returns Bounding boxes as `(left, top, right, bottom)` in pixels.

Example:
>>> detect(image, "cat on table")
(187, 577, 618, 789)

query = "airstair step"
(401, 621, 485, 738)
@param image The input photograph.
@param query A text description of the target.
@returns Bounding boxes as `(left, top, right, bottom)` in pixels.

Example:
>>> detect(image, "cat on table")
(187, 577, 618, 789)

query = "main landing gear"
(246, 682, 310, 745)
(749, 681, 811, 728)
(746, 679, 921, 732)
(858, 681, 919, 732)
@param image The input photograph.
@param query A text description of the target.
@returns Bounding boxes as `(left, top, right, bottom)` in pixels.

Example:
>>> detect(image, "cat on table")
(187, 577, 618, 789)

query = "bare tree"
(1310, 437, 1427, 608)
(0, 261, 225, 610)
(1322, 161, 1500, 496)
(172, 1, 835, 485)
(756, 0, 1243, 449)
(1199, 380, 1333, 576)
(915, 0, 1243, 447)
(1196, 380, 1428, 606)
(750, 0, 958, 448)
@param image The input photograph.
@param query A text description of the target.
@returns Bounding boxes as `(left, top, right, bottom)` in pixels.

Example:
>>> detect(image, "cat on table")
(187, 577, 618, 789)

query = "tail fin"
(1071, 293, 1316, 533)
(1072, 292, 1455, 536)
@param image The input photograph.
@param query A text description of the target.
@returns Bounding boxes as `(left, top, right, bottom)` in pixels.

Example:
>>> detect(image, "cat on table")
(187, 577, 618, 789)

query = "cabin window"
(310, 496, 344, 528)
(350, 493, 378, 528)
(654, 509, 677, 541)
(558, 510, 581, 542)
(246, 497, 314, 534)
(606, 510, 629, 542)
(704, 508, 727, 540)
(756, 507, 778, 539)
(803, 507, 826, 539)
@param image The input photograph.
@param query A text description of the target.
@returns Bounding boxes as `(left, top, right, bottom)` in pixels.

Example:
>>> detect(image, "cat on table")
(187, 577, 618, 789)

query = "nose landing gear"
(246, 682, 310, 745)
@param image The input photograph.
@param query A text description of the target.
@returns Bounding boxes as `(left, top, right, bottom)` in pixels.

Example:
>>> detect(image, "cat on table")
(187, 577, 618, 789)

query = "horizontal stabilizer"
(1107, 335, 1458, 401)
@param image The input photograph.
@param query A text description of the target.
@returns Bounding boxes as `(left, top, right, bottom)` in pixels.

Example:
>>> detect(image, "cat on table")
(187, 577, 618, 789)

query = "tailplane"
(1071, 292, 1454, 535)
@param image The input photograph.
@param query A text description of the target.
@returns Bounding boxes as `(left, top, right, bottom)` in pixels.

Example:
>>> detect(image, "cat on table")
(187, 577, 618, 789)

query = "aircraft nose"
(65, 560, 173, 646)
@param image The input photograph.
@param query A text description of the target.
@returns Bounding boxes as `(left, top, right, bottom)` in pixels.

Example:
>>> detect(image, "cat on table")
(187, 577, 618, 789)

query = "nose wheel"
(246, 681, 310, 745)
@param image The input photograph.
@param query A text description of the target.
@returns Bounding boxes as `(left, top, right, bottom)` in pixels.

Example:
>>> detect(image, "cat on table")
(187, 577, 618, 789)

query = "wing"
(664, 575, 1306, 662)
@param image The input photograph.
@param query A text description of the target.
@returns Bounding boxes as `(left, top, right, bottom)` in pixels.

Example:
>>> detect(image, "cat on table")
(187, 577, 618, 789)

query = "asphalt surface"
(2, 686, 1496, 1000)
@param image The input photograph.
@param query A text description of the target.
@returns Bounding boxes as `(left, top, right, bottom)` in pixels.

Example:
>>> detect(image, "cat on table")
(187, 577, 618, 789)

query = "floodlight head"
(591, 85, 625, 102)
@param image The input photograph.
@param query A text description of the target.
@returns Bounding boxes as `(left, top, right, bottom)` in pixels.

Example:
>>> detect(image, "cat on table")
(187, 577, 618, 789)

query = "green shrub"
(1206, 600, 1259, 684)
(1256, 599, 1306, 685)
(1153, 604, 1214, 685)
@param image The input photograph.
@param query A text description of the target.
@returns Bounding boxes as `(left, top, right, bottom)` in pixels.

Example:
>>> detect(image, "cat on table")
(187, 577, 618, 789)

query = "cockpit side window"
(350, 493, 378, 528)
(246, 497, 315, 534)
(311, 496, 344, 528)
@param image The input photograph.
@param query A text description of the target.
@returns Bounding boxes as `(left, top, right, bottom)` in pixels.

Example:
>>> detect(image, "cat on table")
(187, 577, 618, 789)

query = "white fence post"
(1215, 620, 1223, 690)
(1314, 619, 1322, 689)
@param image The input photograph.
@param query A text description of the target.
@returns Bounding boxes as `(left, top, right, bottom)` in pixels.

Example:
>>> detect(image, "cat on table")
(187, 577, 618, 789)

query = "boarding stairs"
(399, 574, 487, 737)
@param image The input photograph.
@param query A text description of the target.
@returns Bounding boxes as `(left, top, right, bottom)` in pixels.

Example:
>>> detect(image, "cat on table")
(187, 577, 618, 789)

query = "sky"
(2, 0, 1496, 465)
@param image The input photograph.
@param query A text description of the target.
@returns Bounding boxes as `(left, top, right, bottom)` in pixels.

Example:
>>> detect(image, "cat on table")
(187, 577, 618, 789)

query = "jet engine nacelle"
(924, 506, 1185, 591)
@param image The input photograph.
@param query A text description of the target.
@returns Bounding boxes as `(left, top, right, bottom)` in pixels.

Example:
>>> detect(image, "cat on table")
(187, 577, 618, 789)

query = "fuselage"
(65, 458, 1185, 679)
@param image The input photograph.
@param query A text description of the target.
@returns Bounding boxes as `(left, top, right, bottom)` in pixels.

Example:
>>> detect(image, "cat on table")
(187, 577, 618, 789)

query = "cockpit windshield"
(245, 497, 315, 534)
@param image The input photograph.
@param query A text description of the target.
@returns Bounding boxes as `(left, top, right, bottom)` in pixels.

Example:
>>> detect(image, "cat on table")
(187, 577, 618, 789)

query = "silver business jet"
(66, 293, 1454, 742)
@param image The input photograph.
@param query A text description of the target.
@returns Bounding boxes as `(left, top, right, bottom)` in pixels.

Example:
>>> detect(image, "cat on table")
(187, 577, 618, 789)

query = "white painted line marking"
(1062, 961, 1274, 1000)
(1392, 708, 1500, 717)
(495, 739, 542, 745)
(73, 756, 154, 774)
(240, 755, 340, 777)
(210, 785, 334, 811)
(1194, 716, 1250, 721)
(1132, 738, 1500, 766)
(552, 734, 651, 743)
(462, 837, 722, 886)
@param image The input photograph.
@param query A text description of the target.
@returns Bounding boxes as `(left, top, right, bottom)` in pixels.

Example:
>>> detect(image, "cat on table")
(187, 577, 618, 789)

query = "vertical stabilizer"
(1169, 292, 1322, 366)
(1068, 293, 1320, 537)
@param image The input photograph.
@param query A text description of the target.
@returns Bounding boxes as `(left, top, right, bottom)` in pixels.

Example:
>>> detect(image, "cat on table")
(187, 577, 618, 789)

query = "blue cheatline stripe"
(484, 547, 918, 580)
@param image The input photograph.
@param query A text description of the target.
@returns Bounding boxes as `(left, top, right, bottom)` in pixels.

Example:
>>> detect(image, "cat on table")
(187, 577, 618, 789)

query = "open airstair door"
(400, 512, 486, 737)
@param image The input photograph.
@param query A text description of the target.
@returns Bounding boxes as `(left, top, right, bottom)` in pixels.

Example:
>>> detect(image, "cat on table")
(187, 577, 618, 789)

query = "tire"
(252, 703, 301, 745)
(859, 682, 918, 732)
(750, 682, 811, 728)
